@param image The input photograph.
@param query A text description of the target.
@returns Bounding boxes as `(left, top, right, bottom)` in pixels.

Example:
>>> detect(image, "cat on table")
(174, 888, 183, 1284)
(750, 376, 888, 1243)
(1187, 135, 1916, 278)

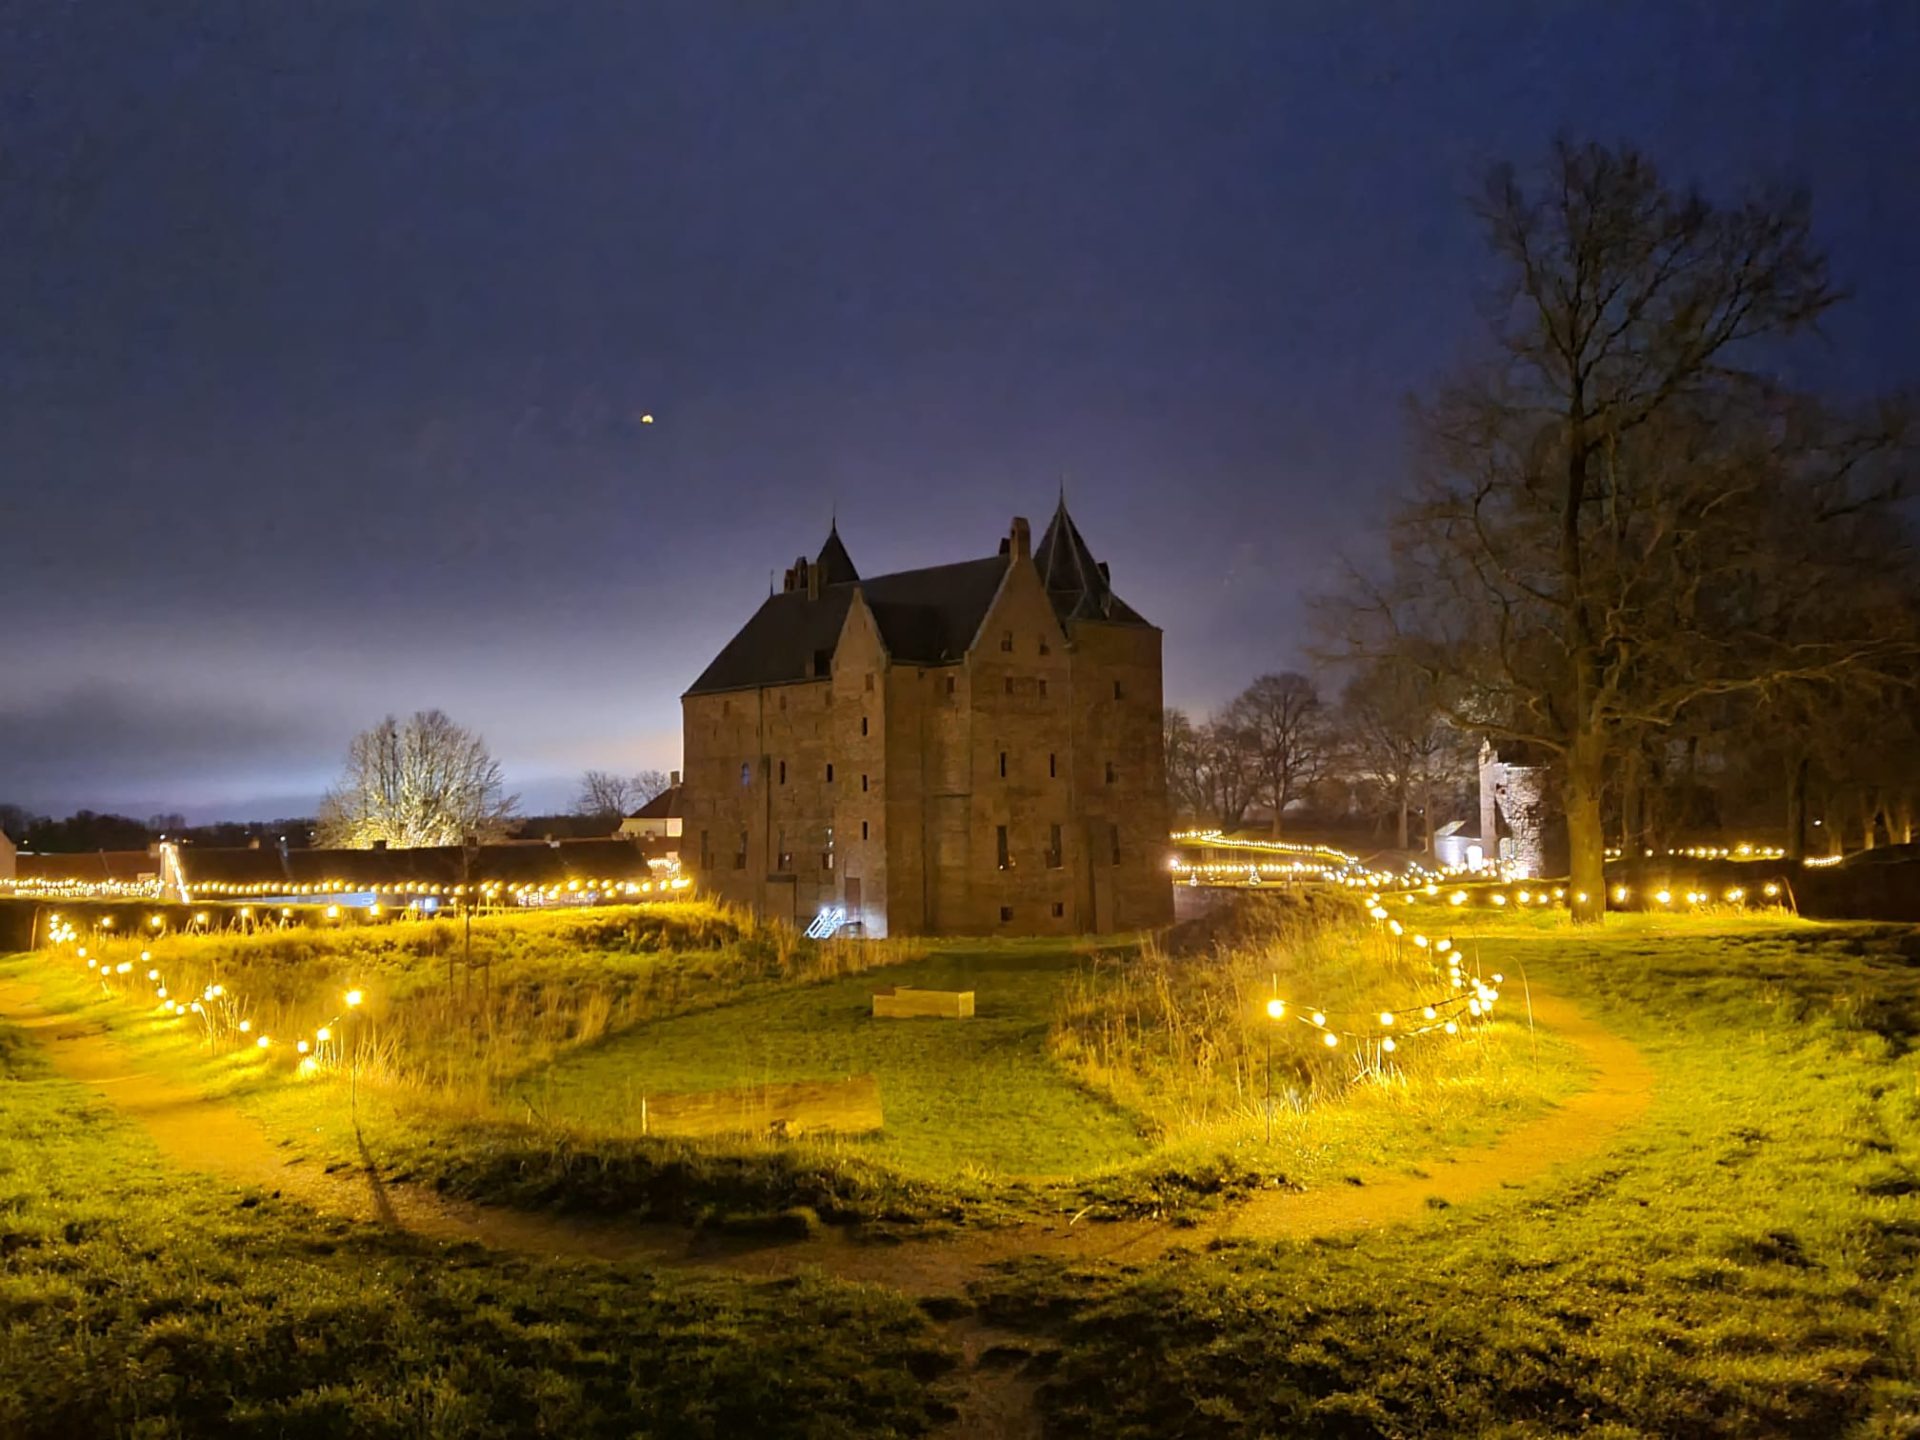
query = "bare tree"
(574, 768, 672, 823)
(1226, 672, 1328, 837)
(1340, 662, 1459, 851)
(1162, 708, 1205, 822)
(1193, 716, 1259, 831)
(576, 770, 638, 821)
(1329, 138, 1916, 921)
(317, 711, 519, 848)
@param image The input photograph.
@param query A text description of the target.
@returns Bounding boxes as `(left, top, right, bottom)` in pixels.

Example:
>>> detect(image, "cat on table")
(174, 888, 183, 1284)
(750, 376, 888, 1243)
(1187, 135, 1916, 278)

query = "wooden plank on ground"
(871, 985, 975, 1019)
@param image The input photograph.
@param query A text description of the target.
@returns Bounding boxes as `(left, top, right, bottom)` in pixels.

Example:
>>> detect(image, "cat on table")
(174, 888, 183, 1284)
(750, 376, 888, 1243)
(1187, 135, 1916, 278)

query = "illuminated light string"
(1260, 922, 1505, 1051)
(1, 873, 694, 903)
(45, 887, 706, 1076)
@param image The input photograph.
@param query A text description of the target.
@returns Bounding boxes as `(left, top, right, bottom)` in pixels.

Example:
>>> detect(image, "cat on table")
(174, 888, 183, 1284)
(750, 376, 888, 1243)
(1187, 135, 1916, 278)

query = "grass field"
(0, 1021, 958, 1439)
(8, 895, 1583, 1227)
(531, 938, 1152, 1178)
(973, 909, 1920, 1437)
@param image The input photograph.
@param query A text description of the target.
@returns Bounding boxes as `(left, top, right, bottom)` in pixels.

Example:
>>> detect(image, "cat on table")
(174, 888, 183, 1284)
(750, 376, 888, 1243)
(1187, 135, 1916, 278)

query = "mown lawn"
(0, 1020, 958, 1439)
(974, 913, 1920, 1438)
(531, 938, 1154, 1179)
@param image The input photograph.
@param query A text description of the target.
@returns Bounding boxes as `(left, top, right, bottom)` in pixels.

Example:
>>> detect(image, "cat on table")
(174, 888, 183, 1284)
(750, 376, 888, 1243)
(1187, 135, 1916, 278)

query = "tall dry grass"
(1050, 890, 1512, 1142)
(71, 900, 921, 1112)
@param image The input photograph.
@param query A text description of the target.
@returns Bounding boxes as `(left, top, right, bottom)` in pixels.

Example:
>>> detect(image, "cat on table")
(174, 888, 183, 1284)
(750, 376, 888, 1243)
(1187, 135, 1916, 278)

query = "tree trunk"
(1568, 730, 1607, 924)
(1619, 744, 1644, 856)
(1785, 753, 1809, 863)
(1419, 770, 1435, 854)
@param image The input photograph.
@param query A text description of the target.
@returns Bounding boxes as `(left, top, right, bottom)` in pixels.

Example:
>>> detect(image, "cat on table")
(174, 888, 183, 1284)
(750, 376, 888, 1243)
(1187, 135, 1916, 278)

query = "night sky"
(4, 3, 1916, 821)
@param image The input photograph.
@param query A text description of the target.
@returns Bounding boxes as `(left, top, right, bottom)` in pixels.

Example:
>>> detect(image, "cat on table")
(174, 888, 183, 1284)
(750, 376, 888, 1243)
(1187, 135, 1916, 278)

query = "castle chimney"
(806, 556, 822, 600)
(669, 770, 681, 787)
(1009, 515, 1031, 561)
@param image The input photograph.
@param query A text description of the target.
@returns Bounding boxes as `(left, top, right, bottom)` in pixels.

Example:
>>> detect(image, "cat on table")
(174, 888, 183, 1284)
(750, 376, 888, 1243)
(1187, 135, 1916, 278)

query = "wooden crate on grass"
(871, 985, 975, 1019)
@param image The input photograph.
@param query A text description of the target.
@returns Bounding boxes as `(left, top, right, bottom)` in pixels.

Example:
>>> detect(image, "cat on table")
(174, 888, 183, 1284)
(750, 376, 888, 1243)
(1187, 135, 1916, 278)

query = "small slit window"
(1000, 631, 1013, 652)
(1105, 761, 1117, 784)
(861, 820, 870, 840)
(1000, 905, 1014, 924)
(998, 751, 1008, 779)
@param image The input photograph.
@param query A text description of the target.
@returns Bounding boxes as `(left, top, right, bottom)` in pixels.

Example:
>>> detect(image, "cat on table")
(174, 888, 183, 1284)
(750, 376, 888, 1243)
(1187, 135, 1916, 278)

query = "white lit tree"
(317, 710, 519, 849)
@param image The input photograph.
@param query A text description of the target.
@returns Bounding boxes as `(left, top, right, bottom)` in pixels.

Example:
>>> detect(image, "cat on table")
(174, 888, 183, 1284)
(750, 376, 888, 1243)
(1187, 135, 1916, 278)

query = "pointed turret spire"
(814, 519, 860, 587)
(1035, 494, 1111, 619)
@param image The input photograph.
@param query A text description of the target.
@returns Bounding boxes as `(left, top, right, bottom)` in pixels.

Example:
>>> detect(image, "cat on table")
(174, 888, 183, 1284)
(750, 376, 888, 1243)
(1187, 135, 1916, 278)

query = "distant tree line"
(1164, 663, 1468, 851)
(0, 806, 317, 853)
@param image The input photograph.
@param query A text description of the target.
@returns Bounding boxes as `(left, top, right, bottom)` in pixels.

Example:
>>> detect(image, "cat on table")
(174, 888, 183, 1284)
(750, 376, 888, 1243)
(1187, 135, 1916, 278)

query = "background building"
(682, 501, 1172, 937)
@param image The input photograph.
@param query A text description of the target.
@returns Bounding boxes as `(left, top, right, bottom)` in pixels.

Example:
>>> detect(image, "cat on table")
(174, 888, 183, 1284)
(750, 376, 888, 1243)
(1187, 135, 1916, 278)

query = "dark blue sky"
(3, 2, 1916, 820)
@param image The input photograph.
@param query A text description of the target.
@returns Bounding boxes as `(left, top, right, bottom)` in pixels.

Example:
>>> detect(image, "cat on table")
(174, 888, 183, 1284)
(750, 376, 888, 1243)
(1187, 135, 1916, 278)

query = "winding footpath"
(0, 970, 1654, 1439)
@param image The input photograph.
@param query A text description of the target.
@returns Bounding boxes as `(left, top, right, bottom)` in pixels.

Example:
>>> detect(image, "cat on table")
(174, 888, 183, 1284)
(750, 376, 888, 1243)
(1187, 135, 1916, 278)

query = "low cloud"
(0, 684, 342, 817)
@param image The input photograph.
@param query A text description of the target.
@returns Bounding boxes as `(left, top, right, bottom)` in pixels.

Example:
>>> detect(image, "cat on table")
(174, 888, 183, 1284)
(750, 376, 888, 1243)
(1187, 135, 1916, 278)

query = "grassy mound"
(977, 912, 1920, 1437)
(0, 1020, 958, 1439)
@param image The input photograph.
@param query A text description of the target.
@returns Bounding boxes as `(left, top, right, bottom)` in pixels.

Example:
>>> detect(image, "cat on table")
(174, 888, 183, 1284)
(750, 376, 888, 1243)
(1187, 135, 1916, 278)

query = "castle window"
(734, 830, 748, 869)
(1039, 638, 1050, 656)
(1046, 824, 1063, 869)
(861, 716, 869, 736)
(777, 829, 792, 871)
(778, 760, 786, 784)
(1000, 631, 1013, 652)
(945, 676, 957, 697)
(1038, 679, 1047, 698)
(861, 820, 870, 840)
(1105, 761, 1117, 784)
(996, 825, 1011, 870)
(826, 763, 835, 783)
(740, 762, 752, 787)
(1110, 823, 1122, 866)
(823, 826, 834, 870)
(1051, 901, 1064, 918)
(1113, 680, 1126, 701)
(865, 673, 875, 692)
(1000, 906, 1014, 924)
(998, 751, 1007, 779)
(1049, 753, 1057, 779)
(861, 773, 869, 792)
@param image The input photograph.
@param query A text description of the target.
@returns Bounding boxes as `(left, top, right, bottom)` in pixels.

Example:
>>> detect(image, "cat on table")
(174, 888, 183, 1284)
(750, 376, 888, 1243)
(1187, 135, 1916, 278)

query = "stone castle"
(681, 500, 1173, 937)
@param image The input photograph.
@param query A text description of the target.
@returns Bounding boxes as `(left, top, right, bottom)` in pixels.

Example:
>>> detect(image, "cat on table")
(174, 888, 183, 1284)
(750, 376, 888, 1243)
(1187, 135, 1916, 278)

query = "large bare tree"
(1334, 139, 1915, 921)
(317, 710, 518, 848)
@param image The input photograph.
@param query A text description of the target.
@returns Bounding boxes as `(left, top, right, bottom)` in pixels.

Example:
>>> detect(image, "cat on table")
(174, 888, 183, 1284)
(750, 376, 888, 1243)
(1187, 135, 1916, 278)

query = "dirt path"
(0, 971, 1653, 1439)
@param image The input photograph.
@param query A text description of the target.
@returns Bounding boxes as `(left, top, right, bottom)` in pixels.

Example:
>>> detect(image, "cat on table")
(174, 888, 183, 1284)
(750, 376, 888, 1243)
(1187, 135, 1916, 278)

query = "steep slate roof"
(814, 523, 860, 586)
(1036, 498, 1149, 625)
(686, 504, 1152, 696)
